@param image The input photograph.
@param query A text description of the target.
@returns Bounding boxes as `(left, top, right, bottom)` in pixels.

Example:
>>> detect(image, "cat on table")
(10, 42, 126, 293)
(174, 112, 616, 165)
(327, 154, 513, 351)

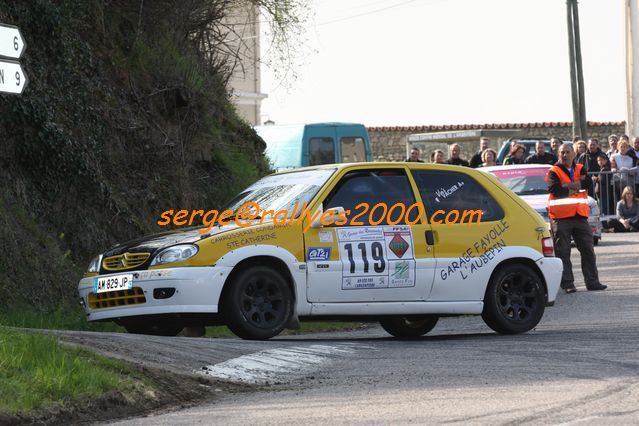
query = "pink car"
(482, 164, 602, 245)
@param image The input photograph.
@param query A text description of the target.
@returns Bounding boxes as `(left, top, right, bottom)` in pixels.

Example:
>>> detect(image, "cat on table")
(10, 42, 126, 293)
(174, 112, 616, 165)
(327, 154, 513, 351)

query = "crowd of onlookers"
(402, 134, 639, 232)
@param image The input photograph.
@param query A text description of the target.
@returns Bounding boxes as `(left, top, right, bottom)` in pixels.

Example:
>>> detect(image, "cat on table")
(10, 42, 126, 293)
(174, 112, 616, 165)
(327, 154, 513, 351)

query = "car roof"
(480, 164, 552, 173)
(271, 162, 490, 176)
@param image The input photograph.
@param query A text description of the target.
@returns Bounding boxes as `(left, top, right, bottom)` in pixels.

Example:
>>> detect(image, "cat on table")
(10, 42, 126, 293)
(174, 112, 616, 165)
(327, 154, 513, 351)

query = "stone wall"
(368, 122, 626, 162)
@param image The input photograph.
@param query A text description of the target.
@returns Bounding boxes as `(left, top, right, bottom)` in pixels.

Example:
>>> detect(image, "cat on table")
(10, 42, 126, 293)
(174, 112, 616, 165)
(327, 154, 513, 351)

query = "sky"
(259, 0, 626, 127)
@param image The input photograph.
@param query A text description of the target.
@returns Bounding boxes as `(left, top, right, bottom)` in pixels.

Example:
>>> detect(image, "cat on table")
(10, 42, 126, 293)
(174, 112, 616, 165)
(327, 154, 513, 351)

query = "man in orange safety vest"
(547, 143, 607, 294)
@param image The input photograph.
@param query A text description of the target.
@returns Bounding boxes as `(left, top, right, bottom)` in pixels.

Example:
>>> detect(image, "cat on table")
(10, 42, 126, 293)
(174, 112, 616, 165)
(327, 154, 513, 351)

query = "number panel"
(337, 226, 415, 290)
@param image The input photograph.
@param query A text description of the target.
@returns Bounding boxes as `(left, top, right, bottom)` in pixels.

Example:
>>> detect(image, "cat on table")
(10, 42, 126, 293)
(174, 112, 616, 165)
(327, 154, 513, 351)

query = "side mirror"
(310, 206, 345, 229)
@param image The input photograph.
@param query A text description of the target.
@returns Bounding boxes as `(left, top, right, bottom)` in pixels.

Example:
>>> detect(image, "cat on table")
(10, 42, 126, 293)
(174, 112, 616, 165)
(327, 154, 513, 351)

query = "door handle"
(425, 230, 435, 245)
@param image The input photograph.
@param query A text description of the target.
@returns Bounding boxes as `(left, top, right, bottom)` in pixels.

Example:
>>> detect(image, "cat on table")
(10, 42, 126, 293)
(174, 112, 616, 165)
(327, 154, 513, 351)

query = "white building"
(223, 1, 267, 125)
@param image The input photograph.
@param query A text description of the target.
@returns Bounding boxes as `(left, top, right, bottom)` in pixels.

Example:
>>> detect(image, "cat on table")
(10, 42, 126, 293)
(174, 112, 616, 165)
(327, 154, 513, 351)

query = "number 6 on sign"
(0, 23, 26, 59)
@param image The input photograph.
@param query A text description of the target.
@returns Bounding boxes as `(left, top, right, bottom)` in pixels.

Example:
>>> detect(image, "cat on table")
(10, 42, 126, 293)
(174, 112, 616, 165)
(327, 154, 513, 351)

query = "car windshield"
(222, 169, 336, 218)
(490, 168, 549, 195)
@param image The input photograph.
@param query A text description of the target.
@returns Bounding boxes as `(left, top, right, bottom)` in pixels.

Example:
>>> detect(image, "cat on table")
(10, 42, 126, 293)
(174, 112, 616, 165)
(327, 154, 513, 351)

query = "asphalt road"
(69, 231, 639, 425)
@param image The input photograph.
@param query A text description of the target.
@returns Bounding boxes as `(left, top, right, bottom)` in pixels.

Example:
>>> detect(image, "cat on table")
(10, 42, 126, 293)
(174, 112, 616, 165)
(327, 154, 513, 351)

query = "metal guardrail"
(586, 170, 638, 219)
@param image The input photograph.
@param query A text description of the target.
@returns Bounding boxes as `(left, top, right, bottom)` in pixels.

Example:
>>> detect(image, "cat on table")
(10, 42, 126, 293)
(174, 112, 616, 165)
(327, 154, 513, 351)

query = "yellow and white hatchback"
(78, 163, 562, 339)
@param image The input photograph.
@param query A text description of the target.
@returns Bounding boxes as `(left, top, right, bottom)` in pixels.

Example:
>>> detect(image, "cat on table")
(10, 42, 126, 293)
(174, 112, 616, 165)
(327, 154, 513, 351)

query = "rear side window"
(412, 170, 504, 222)
(341, 137, 366, 163)
(309, 137, 335, 165)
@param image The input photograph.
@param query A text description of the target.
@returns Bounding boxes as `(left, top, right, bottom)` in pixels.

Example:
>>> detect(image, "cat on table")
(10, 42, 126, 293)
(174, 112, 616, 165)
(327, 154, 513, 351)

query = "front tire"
(379, 316, 438, 338)
(482, 264, 545, 334)
(223, 265, 293, 340)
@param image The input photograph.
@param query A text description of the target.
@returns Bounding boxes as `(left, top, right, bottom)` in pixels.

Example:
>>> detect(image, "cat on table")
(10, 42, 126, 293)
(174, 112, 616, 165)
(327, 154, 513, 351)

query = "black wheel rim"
(239, 276, 286, 329)
(496, 272, 540, 322)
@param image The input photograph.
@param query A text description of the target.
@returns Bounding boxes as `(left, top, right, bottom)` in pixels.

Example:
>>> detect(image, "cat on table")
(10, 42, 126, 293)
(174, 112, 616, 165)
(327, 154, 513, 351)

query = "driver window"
(323, 169, 417, 225)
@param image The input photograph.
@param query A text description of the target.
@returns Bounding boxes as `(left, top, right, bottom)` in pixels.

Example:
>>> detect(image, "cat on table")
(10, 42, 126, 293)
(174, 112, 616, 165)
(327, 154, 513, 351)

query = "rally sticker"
(319, 230, 334, 243)
(337, 226, 415, 290)
(307, 247, 331, 261)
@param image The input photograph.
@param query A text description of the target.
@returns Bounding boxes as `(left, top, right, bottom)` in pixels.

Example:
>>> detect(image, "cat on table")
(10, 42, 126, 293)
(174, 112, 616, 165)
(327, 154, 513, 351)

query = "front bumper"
(536, 257, 563, 304)
(78, 266, 232, 322)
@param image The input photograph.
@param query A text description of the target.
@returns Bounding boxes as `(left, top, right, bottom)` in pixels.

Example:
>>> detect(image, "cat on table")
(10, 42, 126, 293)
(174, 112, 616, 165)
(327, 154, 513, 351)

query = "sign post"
(0, 23, 27, 95)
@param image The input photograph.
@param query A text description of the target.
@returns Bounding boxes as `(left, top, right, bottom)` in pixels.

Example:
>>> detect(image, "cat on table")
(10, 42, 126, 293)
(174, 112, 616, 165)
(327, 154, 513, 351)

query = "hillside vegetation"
(0, 1, 270, 312)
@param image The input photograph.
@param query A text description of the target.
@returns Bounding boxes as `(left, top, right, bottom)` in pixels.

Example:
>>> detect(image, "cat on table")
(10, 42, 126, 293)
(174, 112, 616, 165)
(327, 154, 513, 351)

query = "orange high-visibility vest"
(547, 164, 590, 219)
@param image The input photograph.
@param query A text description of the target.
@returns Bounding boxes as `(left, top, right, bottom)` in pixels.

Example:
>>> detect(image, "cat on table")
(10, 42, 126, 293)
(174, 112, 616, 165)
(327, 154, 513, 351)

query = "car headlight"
(150, 244, 199, 266)
(87, 255, 102, 273)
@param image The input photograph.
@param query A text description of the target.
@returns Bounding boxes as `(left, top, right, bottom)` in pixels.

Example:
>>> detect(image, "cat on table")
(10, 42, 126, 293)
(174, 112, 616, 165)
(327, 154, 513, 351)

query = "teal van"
(254, 122, 373, 170)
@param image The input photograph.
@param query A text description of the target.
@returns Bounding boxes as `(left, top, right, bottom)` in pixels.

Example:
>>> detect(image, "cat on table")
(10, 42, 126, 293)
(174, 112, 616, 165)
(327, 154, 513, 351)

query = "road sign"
(0, 59, 28, 94)
(0, 23, 26, 59)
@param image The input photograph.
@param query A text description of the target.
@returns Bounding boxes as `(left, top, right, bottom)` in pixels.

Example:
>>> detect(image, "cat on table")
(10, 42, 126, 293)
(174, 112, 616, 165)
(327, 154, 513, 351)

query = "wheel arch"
(220, 255, 297, 310)
(485, 257, 548, 302)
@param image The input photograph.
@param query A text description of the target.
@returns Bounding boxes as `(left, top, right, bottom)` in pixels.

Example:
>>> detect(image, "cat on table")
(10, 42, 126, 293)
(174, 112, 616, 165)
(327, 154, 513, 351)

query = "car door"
(305, 166, 436, 303)
(410, 169, 507, 301)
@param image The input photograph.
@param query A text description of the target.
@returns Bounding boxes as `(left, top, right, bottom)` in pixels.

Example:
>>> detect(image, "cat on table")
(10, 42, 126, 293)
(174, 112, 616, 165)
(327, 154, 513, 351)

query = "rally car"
(78, 163, 562, 340)
(482, 165, 602, 245)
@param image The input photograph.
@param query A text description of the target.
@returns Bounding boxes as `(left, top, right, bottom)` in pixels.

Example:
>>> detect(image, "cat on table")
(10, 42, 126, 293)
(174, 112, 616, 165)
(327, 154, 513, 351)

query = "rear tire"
(482, 264, 545, 334)
(223, 265, 293, 340)
(379, 316, 438, 338)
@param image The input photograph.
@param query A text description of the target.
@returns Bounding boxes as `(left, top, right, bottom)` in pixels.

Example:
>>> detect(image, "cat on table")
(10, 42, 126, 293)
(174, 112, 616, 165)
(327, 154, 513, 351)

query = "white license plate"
(94, 274, 133, 294)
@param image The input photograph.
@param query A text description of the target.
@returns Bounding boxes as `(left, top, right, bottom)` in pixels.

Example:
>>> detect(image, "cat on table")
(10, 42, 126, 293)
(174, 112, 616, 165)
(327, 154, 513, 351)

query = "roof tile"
(367, 121, 625, 132)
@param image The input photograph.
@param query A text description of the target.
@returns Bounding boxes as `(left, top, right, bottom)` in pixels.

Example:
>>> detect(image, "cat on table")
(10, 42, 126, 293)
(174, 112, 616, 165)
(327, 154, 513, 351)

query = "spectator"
(504, 143, 526, 165)
(550, 136, 562, 156)
(617, 135, 638, 165)
(573, 140, 587, 157)
(406, 147, 424, 163)
(479, 148, 497, 167)
(526, 141, 557, 165)
(606, 186, 639, 232)
(606, 134, 619, 157)
(432, 149, 445, 164)
(547, 143, 606, 293)
(611, 140, 637, 197)
(592, 154, 614, 216)
(446, 143, 470, 167)
(577, 138, 608, 197)
(632, 136, 639, 155)
(469, 137, 490, 168)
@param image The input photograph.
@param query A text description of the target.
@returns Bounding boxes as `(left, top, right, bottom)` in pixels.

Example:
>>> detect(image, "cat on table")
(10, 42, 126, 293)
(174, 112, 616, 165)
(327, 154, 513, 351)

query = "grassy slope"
(0, 327, 138, 413)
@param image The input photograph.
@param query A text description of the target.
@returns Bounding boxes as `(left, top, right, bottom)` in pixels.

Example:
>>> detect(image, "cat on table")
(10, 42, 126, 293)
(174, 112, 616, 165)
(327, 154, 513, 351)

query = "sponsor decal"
(307, 247, 331, 261)
(319, 230, 334, 243)
(388, 233, 409, 258)
(440, 219, 510, 281)
(392, 260, 409, 280)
